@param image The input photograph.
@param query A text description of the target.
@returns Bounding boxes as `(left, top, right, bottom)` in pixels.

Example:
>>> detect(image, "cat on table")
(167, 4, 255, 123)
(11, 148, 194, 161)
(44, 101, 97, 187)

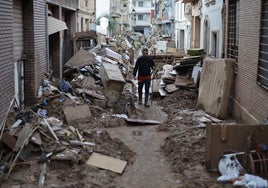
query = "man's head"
(142, 48, 149, 56)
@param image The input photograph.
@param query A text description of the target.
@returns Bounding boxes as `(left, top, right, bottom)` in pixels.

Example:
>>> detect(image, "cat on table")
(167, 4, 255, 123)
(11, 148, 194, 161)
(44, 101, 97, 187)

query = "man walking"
(133, 48, 156, 107)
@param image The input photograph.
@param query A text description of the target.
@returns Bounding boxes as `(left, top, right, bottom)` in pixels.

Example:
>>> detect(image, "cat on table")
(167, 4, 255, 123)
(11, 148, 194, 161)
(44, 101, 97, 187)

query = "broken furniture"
(99, 62, 126, 92)
(198, 58, 236, 119)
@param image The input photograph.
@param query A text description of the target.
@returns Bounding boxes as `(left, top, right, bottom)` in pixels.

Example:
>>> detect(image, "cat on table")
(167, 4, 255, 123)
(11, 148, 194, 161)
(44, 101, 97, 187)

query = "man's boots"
(138, 93, 142, 104)
(144, 94, 150, 107)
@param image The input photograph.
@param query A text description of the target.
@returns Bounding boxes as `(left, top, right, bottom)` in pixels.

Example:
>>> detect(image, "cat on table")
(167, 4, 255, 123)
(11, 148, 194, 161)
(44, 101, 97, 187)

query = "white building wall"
(132, 0, 153, 36)
(200, 0, 224, 57)
(134, 0, 152, 25)
(174, 1, 191, 51)
(135, 14, 151, 26)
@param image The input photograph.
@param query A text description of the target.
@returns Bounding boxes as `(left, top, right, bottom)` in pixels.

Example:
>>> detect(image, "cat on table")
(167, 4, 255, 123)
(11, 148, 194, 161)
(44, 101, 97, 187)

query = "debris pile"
(0, 31, 207, 186)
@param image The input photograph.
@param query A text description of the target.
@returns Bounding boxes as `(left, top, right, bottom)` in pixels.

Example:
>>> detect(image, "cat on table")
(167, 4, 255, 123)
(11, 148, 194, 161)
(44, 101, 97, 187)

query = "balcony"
(134, 7, 152, 14)
(135, 19, 151, 26)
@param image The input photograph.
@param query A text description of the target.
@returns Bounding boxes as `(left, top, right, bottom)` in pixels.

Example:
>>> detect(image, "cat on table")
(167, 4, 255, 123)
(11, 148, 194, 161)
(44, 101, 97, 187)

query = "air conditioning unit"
(185, 4, 192, 14)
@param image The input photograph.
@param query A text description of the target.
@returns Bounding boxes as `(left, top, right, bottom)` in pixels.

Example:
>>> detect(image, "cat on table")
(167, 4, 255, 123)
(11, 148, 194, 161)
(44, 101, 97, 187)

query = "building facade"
(200, 0, 224, 57)
(110, 0, 130, 35)
(77, 0, 95, 32)
(0, 0, 14, 125)
(153, 0, 175, 38)
(131, 0, 154, 37)
(47, 0, 77, 79)
(225, 0, 268, 123)
(0, 0, 86, 125)
(174, 1, 192, 50)
(154, 0, 268, 123)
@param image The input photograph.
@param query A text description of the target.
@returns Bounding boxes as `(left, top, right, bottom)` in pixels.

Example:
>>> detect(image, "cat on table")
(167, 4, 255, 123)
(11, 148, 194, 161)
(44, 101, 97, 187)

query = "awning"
(47, 16, 68, 35)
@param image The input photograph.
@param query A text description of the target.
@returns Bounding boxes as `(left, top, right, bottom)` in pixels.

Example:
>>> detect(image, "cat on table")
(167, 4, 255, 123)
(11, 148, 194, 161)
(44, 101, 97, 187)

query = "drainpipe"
(45, 4, 49, 70)
(221, 1, 226, 58)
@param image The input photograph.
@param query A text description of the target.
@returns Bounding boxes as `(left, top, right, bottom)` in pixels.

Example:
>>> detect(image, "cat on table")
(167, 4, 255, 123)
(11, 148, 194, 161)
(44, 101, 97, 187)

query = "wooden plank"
(175, 75, 195, 87)
(199, 116, 212, 123)
(13, 123, 33, 152)
(8, 125, 38, 176)
(87, 152, 127, 174)
(205, 114, 222, 123)
(124, 118, 161, 125)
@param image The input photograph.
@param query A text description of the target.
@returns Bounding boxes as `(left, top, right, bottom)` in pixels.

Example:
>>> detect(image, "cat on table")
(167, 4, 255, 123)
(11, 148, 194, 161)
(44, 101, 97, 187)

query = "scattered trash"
(0, 31, 215, 186)
(38, 163, 47, 188)
(37, 108, 47, 118)
(59, 79, 72, 93)
(70, 140, 95, 147)
(233, 174, 268, 188)
(43, 118, 59, 141)
(217, 152, 243, 182)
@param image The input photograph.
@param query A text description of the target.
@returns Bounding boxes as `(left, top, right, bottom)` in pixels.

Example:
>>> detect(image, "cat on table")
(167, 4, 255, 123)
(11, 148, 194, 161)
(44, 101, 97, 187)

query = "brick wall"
(232, 0, 268, 123)
(0, 1, 15, 124)
(23, 0, 47, 106)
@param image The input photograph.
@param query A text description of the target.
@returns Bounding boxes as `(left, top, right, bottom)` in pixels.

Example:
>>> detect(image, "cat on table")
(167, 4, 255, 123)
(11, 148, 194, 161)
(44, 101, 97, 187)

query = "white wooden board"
(87, 152, 127, 174)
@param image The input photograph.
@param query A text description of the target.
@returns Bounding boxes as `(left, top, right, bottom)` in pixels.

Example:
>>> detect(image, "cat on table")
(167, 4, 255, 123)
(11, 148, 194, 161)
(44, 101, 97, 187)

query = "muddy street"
(0, 30, 238, 188)
(105, 103, 178, 188)
(1, 0, 267, 187)
(108, 125, 178, 188)
(0, 88, 233, 188)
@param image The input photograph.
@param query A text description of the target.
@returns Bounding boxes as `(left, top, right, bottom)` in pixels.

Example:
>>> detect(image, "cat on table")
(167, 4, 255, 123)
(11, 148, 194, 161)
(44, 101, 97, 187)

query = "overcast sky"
(96, 0, 110, 19)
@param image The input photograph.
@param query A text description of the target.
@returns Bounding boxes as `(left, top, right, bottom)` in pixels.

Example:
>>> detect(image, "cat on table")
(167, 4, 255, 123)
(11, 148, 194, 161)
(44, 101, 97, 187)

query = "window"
(138, 1, 143, 7)
(211, 31, 218, 57)
(179, 30, 185, 49)
(85, 0, 88, 6)
(81, 17, 84, 32)
(138, 15, 143, 20)
(227, 0, 240, 71)
(258, 0, 268, 88)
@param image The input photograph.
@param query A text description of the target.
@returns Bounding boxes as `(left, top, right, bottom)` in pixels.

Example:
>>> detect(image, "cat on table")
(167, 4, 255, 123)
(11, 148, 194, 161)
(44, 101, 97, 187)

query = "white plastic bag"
(217, 153, 243, 182)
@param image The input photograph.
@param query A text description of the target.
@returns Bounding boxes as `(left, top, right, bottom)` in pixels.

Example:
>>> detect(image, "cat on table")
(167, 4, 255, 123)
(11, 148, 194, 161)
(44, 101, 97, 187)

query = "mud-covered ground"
(155, 89, 222, 188)
(0, 88, 235, 188)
